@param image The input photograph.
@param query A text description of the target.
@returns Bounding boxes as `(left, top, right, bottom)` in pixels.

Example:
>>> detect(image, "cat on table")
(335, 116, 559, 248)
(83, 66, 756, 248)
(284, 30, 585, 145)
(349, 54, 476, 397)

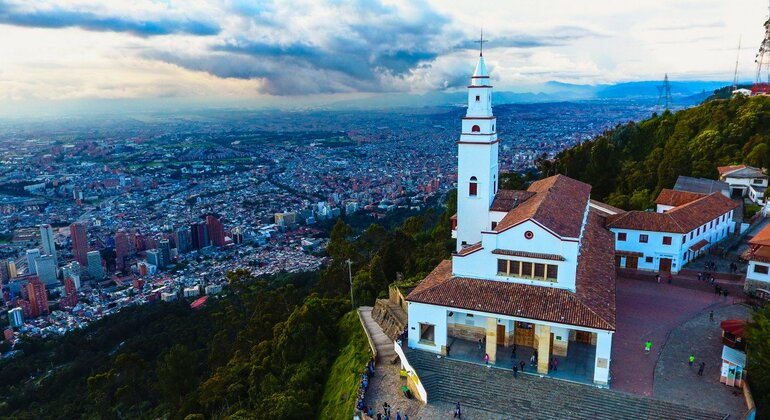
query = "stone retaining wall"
(371, 299, 406, 340)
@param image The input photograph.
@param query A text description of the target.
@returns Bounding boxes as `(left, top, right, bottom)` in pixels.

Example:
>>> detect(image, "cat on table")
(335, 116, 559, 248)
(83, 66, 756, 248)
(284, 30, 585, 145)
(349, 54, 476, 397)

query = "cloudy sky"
(0, 0, 767, 112)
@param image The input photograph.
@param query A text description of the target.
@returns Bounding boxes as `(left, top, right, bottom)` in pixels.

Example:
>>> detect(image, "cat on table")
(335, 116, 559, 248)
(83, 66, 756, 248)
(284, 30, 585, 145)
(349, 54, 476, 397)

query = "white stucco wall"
(408, 302, 448, 353)
(453, 219, 580, 291)
(594, 331, 613, 385)
(612, 209, 733, 273)
(747, 260, 770, 284)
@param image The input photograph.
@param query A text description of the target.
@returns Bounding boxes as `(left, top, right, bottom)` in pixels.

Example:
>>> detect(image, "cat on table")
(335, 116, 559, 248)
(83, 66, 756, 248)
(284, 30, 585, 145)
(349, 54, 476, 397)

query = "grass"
(319, 310, 372, 420)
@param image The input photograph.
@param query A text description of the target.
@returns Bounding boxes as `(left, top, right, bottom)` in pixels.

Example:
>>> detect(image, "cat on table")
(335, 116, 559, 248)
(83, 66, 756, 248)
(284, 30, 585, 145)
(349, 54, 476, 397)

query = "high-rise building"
(26, 249, 40, 275)
(27, 276, 49, 318)
(87, 251, 104, 279)
(39, 224, 58, 267)
(231, 227, 244, 245)
(7, 259, 17, 279)
(159, 239, 171, 268)
(0, 260, 8, 285)
(61, 276, 78, 308)
(8, 307, 23, 328)
(115, 230, 131, 272)
(70, 222, 89, 267)
(174, 227, 191, 254)
(146, 249, 161, 268)
(206, 215, 226, 247)
(62, 261, 81, 290)
(34, 255, 57, 285)
(190, 222, 208, 250)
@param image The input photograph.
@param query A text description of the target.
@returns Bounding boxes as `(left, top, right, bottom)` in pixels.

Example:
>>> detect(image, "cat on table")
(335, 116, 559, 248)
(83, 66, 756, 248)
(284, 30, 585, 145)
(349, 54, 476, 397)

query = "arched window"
(471, 125, 481, 133)
(469, 176, 478, 196)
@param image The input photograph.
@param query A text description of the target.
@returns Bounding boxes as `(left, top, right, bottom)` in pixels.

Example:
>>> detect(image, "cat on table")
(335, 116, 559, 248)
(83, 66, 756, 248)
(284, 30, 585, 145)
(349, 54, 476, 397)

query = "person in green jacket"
(689, 354, 695, 366)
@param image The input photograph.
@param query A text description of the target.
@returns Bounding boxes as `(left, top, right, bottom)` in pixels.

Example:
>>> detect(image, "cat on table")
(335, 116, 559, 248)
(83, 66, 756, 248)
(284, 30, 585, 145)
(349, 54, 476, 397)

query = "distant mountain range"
(329, 80, 731, 110)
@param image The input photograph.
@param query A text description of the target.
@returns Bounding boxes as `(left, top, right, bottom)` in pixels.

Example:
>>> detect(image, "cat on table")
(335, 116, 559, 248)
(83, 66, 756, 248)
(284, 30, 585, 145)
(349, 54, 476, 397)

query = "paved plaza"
(611, 275, 728, 395)
(653, 304, 750, 418)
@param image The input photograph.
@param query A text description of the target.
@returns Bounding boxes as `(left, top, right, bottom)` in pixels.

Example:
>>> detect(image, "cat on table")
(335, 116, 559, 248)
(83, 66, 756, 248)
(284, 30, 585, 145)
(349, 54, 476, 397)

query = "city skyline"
(0, 0, 767, 116)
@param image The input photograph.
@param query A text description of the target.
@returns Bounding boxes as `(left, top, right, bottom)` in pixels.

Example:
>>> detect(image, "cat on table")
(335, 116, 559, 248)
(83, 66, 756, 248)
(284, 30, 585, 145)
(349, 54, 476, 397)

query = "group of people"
(368, 402, 407, 420)
(654, 273, 674, 284)
(697, 271, 731, 297)
(356, 359, 377, 416)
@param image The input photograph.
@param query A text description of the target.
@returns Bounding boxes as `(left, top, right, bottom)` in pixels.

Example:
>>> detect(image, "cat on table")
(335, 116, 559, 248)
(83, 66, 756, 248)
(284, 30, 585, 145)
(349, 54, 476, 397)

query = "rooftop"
(655, 189, 706, 207)
(607, 192, 738, 234)
(408, 209, 616, 330)
(673, 176, 729, 195)
(493, 175, 591, 238)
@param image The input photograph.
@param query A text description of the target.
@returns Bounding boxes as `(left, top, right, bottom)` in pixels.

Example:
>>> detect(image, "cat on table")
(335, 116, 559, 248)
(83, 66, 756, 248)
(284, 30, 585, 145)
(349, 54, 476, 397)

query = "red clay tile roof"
(655, 189, 706, 207)
(717, 165, 746, 176)
(491, 249, 565, 261)
(750, 224, 770, 247)
(407, 210, 616, 330)
(494, 175, 591, 238)
(606, 192, 738, 234)
(490, 189, 535, 212)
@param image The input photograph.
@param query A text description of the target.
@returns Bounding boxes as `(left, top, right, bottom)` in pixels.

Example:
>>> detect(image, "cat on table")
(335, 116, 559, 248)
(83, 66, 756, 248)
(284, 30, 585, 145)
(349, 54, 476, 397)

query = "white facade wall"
(408, 302, 448, 353)
(407, 301, 613, 384)
(656, 204, 675, 213)
(612, 209, 733, 273)
(747, 260, 770, 284)
(453, 220, 580, 291)
(594, 331, 613, 385)
(456, 142, 498, 249)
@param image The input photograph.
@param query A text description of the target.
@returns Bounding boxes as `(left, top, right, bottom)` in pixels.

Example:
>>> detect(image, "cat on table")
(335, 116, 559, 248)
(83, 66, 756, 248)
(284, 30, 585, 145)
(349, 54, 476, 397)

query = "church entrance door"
(659, 258, 672, 273)
(496, 324, 506, 346)
(514, 322, 534, 347)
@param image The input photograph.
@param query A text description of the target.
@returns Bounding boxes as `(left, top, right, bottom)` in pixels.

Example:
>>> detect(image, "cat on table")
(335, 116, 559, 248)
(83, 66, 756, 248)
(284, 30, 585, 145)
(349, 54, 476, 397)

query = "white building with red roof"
(607, 189, 737, 273)
(742, 223, 770, 297)
(406, 51, 617, 386)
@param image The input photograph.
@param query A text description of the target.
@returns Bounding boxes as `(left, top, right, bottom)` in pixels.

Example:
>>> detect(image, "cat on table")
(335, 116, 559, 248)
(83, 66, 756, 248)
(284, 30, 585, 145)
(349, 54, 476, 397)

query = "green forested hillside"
(535, 95, 770, 209)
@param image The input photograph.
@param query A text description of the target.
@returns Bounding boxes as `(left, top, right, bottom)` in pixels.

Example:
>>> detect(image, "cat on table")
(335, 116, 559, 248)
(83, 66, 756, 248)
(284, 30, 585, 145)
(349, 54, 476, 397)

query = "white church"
(405, 50, 617, 386)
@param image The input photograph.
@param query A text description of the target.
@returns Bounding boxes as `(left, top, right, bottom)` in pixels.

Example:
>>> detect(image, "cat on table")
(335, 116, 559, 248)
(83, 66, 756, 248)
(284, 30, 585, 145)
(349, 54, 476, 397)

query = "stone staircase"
(406, 349, 728, 420)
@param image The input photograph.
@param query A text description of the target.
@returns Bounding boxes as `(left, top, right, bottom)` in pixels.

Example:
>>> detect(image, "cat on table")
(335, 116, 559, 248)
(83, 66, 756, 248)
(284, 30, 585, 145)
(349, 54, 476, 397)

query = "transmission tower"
(732, 35, 742, 91)
(755, 3, 770, 83)
(657, 74, 672, 110)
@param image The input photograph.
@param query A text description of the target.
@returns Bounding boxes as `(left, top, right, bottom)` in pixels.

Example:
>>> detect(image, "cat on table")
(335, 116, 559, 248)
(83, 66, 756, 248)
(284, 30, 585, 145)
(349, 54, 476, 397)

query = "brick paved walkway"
(653, 304, 750, 418)
(611, 276, 727, 395)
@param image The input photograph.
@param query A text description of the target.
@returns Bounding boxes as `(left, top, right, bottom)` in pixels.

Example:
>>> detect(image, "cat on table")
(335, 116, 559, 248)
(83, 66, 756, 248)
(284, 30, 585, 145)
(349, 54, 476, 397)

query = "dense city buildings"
(0, 94, 655, 340)
(70, 222, 89, 267)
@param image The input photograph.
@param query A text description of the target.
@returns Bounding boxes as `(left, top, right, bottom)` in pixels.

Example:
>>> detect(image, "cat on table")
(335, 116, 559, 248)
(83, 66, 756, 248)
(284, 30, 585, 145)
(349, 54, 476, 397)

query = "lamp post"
(346, 259, 354, 309)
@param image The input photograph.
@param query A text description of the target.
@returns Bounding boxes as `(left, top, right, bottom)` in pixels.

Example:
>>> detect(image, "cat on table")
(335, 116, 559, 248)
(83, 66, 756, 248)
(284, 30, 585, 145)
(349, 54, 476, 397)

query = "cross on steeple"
(474, 29, 488, 57)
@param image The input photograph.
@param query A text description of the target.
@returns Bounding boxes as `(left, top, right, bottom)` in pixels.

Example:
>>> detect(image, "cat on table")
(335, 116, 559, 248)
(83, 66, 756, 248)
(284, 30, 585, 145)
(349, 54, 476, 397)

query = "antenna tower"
(755, 3, 770, 83)
(657, 74, 672, 110)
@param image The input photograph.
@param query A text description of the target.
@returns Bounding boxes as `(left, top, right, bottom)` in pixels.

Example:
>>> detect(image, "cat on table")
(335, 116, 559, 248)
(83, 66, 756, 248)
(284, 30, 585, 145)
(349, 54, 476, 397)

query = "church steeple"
(455, 39, 499, 251)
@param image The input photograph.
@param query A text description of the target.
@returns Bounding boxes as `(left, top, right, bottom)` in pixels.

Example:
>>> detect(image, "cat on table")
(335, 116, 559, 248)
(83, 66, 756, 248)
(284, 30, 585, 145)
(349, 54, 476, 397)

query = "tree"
(157, 344, 197, 407)
(746, 305, 770, 411)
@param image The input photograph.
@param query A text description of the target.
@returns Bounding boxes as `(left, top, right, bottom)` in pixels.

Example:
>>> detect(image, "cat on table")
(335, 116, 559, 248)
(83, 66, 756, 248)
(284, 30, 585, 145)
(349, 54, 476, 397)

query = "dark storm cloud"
(0, 1, 220, 36)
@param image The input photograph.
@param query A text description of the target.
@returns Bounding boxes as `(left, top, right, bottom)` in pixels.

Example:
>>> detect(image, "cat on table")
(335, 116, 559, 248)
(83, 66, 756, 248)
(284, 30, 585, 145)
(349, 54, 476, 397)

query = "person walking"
(520, 360, 526, 372)
(530, 353, 536, 367)
(484, 353, 490, 366)
(396, 409, 401, 420)
(656, 274, 661, 284)
(552, 357, 559, 372)
(667, 274, 673, 284)
(688, 354, 695, 366)
(644, 340, 652, 354)
(698, 362, 706, 376)
(477, 339, 482, 350)
(513, 364, 518, 378)
(511, 344, 517, 359)
(454, 402, 462, 418)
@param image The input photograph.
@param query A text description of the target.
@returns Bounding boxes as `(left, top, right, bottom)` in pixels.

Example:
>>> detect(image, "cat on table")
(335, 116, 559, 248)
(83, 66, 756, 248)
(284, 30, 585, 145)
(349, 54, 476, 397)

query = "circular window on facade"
(524, 230, 534, 240)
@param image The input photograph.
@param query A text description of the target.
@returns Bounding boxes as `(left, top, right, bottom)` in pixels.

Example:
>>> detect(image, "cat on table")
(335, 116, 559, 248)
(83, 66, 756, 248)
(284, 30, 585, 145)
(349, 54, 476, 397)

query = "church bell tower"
(455, 33, 499, 251)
